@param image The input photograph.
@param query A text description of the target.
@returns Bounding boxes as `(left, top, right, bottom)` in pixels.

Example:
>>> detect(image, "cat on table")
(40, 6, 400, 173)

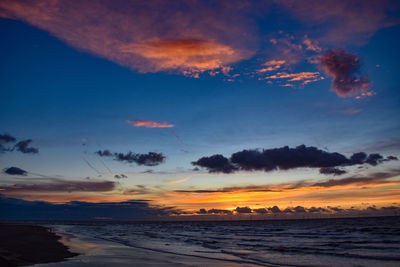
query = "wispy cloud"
(96, 150, 165, 166)
(256, 60, 286, 73)
(278, 0, 399, 45)
(0, 179, 116, 194)
(165, 176, 191, 184)
(126, 120, 174, 128)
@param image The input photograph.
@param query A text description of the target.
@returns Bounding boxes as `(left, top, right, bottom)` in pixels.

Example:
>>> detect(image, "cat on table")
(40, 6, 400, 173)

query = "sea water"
(48, 216, 400, 267)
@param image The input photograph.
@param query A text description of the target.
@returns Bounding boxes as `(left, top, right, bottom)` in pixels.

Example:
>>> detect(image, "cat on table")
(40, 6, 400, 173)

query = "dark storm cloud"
(320, 49, 370, 97)
(193, 145, 397, 174)
(235, 206, 252, 214)
(97, 150, 165, 166)
(3, 167, 27, 176)
(14, 139, 39, 154)
(319, 167, 347, 176)
(0, 195, 178, 220)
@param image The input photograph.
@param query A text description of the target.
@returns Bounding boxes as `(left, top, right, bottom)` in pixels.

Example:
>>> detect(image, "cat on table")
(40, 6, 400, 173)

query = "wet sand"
(0, 224, 78, 266)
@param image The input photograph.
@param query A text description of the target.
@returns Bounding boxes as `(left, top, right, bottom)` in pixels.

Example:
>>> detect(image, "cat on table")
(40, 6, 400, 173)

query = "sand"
(0, 224, 78, 266)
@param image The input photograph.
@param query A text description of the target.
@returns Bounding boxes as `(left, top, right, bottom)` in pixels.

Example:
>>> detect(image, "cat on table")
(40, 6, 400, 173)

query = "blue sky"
(0, 0, 399, 217)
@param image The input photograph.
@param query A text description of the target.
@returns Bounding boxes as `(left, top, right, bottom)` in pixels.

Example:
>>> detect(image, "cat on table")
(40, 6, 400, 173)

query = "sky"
(0, 0, 400, 220)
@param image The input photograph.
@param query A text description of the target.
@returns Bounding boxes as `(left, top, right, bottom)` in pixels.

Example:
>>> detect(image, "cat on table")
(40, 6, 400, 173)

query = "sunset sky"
(1, 0, 400, 219)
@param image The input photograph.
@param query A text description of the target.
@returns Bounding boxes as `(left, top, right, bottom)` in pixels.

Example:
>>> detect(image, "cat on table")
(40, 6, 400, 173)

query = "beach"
(33, 232, 260, 267)
(1, 216, 400, 266)
(0, 223, 258, 267)
(0, 224, 77, 266)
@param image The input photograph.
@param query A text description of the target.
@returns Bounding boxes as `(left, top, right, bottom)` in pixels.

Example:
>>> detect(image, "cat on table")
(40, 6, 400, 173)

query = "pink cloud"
(0, 0, 255, 75)
(126, 120, 174, 128)
(279, 0, 399, 45)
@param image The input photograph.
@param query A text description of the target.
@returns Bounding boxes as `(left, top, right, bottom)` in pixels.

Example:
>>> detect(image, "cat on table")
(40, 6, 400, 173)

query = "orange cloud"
(0, 0, 254, 75)
(265, 71, 324, 86)
(154, 171, 400, 211)
(121, 39, 242, 74)
(302, 35, 322, 52)
(256, 60, 286, 73)
(342, 108, 363, 114)
(266, 72, 321, 81)
(126, 120, 174, 128)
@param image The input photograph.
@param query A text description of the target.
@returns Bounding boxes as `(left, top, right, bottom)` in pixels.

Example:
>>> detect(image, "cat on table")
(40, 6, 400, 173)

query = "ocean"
(47, 216, 400, 267)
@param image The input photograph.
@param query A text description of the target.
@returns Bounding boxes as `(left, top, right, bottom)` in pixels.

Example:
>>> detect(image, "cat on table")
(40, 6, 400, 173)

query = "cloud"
(114, 174, 127, 179)
(165, 176, 191, 184)
(122, 39, 243, 74)
(312, 172, 397, 187)
(114, 152, 165, 166)
(193, 145, 397, 174)
(191, 154, 237, 173)
(126, 120, 174, 128)
(0, 0, 254, 76)
(293, 206, 306, 213)
(320, 49, 370, 97)
(0, 133, 16, 152)
(235, 206, 252, 214)
(319, 167, 347, 176)
(264, 71, 324, 86)
(14, 139, 39, 154)
(302, 35, 321, 52)
(97, 150, 165, 166)
(0, 179, 116, 194)
(307, 207, 328, 213)
(207, 208, 233, 215)
(0, 133, 16, 143)
(342, 108, 363, 114)
(0, 134, 40, 154)
(96, 150, 112, 157)
(278, 0, 399, 45)
(268, 206, 281, 213)
(0, 195, 178, 220)
(171, 169, 400, 205)
(3, 167, 27, 176)
(257, 60, 286, 73)
(253, 208, 268, 214)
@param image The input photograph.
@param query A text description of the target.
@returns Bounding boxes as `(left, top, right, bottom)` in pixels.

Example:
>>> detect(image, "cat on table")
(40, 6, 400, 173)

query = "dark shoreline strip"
(0, 224, 78, 266)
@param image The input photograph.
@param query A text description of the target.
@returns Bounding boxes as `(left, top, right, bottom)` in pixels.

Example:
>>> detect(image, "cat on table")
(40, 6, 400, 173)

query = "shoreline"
(0, 223, 261, 267)
(0, 224, 78, 266)
(39, 225, 262, 267)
